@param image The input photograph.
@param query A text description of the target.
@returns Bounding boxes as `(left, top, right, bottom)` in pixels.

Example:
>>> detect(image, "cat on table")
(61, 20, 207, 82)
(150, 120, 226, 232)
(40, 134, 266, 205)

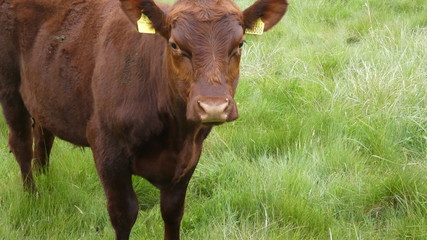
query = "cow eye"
(170, 42, 178, 50)
(238, 41, 246, 48)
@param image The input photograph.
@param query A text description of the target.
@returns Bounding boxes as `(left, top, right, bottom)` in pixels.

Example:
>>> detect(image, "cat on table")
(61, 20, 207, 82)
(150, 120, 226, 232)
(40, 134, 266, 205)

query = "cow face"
(120, 0, 288, 124)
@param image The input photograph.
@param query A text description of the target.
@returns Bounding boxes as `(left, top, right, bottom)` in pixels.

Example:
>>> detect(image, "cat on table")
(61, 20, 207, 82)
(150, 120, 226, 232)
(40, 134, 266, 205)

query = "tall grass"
(1, 0, 426, 239)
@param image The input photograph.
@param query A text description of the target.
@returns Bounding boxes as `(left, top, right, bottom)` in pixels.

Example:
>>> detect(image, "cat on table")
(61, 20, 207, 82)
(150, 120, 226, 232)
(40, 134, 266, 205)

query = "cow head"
(120, 0, 288, 124)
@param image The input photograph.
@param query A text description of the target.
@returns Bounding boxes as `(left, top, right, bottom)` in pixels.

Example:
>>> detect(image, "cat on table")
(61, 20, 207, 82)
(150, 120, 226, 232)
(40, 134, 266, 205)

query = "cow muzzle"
(188, 96, 238, 124)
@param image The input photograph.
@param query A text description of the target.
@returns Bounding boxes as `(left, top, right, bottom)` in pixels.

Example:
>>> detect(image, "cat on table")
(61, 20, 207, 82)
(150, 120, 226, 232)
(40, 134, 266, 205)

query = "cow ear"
(120, 0, 170, 38)
(243, 0, 288, 33)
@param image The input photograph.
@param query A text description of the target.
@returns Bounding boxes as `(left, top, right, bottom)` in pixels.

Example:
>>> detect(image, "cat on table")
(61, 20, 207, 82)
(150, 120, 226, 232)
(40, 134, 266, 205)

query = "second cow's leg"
(0, 92, 35, 192)
(32, 123, 54, 173)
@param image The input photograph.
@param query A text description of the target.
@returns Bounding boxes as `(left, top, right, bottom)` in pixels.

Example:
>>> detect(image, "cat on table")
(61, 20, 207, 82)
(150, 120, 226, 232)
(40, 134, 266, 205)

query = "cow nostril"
(198, 100, 229, 112)
(197, 98, 230, 123)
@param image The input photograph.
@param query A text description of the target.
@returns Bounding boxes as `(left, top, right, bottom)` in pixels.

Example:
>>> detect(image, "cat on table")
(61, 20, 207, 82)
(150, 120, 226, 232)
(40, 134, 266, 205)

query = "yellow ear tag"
(245, 18, 265, 35)
(137, 13, 156, 34)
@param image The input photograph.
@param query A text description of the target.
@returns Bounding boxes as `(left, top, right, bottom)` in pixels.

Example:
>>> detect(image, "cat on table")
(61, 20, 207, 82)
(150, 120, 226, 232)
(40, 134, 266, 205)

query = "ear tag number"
(137, 13, 156, 34)
(245, 18, 265, 35)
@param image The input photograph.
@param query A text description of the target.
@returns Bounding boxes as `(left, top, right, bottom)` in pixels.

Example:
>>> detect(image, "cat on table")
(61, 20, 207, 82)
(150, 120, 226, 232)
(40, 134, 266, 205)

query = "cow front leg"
(97, 158, 138, 240)
(160, 170, 194, 240)
(90, 139, 138, 240)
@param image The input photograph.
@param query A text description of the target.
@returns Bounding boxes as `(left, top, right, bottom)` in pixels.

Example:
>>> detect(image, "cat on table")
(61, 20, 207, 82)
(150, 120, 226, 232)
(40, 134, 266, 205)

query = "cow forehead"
(171, 14, 243, 39)
(167, 0, 244, 49)
(167, 0, 242, 23)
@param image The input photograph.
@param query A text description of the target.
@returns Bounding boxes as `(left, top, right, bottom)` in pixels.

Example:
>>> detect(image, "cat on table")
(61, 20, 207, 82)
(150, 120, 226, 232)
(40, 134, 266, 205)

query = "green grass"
(1, 0, 426, 239)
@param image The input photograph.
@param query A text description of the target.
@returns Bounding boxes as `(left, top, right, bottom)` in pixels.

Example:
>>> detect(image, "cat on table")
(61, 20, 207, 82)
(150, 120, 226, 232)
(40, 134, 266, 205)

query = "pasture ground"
(0, 0, 426, 239)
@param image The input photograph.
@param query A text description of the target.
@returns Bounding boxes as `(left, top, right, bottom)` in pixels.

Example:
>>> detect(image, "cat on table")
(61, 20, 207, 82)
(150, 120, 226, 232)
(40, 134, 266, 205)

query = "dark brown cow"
(0, 0, 288, 239)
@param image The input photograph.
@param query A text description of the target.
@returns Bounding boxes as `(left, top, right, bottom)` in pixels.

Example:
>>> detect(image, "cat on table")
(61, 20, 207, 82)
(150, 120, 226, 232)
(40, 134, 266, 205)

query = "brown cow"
(0, 0, 288, 239)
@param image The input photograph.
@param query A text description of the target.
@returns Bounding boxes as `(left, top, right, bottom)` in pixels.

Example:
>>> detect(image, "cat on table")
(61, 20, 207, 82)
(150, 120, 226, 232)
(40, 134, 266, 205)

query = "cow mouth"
(201, 122, 225, 127)
(200, 111, 228, 124)
(200, 113, 232, 126)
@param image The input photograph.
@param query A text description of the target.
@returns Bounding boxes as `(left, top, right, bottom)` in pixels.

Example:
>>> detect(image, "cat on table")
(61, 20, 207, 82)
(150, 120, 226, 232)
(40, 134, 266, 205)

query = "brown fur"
(0, 0, 288, 239)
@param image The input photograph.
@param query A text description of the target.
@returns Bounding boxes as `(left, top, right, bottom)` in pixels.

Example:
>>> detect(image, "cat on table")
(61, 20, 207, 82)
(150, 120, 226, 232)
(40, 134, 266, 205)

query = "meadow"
(1, 0, 426, 239)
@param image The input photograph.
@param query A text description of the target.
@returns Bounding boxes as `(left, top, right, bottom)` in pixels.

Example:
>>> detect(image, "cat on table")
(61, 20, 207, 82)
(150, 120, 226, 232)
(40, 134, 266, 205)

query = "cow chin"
(186, 96, 238, 125)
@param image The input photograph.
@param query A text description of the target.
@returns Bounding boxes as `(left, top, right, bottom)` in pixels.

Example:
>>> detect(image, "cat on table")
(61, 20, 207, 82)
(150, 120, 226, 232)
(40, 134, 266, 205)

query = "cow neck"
(127, 40, 203, 158)
(159, 43, 191, 128)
